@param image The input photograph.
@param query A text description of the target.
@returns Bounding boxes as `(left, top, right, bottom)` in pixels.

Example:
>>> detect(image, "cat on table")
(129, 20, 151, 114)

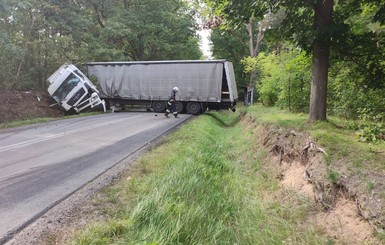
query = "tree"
(203, 0, 332, 121)
(0, 0, 33, 89)
(210, 27, 249, 87)
(308, 0, 333, 122)
(198, 1, 273, 104)
(91, 0, 201, 61)
(204, 0, 385, 122)
(0, 0, 202, 90)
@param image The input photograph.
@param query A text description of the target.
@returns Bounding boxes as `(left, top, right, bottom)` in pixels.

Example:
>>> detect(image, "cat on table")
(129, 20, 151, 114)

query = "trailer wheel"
(187, 102, 201, 115)
(152, 101, 166, 113)
(175, 102, 185, 114)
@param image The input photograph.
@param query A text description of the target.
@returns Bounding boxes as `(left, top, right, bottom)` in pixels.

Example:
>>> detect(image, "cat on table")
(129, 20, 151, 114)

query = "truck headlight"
(90, 93, 100, 103)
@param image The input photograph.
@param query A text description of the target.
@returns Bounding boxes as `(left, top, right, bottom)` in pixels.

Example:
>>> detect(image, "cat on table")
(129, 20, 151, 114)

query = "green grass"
(246, 105, 308, 129)
(67, 110, 327, 245)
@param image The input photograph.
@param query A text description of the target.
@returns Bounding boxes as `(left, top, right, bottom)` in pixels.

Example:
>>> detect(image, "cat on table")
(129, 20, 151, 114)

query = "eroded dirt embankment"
(241, 115, 384, 244)
(0, 90, 65, 124)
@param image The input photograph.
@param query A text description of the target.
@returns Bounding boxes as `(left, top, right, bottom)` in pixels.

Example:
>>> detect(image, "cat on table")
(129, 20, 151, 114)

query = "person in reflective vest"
(165, 87, 178, 118)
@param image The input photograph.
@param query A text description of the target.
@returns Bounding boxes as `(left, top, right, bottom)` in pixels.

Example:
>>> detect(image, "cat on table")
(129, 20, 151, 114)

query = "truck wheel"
(175, 102, 185, 114)
(152, 101, 166, 113)
(187, 102, 201, 115)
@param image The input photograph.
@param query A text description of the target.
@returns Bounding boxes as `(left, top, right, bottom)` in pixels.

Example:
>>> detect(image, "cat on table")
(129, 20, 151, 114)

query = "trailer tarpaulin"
(85, 61, 226, 102)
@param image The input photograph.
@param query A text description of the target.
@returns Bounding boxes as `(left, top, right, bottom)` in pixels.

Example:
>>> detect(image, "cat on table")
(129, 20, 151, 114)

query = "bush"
(242, 48, 311, 111)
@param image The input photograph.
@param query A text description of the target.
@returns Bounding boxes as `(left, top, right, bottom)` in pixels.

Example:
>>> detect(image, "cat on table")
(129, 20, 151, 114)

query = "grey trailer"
(83, 60, 238, 114)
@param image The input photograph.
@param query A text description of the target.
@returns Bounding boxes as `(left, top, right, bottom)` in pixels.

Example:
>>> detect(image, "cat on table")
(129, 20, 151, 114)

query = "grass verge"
(246, 104, 385, 173)
(66, 109, 329, 245)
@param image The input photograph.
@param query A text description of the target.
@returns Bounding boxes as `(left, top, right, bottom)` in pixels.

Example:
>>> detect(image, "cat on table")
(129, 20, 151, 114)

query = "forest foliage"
(0, 0, 202, 91)
(203, 0, 385, 141)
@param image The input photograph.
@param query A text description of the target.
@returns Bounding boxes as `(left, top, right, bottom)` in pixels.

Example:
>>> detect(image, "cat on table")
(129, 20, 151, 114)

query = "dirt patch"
(316, 198, 377, 244)
(280, 160, 315, 198)
(252, 116, 384, 244)
(0, 90, 65, 124)
(278, 156, 380, 244)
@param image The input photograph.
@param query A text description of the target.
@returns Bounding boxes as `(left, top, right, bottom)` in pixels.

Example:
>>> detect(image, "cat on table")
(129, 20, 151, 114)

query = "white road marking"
(0, 115, 142, 152)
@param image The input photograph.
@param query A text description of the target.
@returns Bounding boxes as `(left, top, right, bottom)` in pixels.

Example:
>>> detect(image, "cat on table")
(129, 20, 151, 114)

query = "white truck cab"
(47, 64, 105, 113)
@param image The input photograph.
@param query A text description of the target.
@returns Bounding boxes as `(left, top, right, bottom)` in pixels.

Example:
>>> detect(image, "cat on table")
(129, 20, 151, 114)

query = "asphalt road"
(0, 112, 191, 243)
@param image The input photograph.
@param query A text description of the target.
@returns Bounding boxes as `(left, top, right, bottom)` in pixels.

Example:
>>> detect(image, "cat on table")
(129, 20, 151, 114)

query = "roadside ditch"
(240, 115, 384, 244)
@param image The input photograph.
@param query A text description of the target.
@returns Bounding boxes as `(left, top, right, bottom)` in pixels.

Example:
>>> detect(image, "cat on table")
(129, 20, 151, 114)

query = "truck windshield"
(52, 73, 81, 101)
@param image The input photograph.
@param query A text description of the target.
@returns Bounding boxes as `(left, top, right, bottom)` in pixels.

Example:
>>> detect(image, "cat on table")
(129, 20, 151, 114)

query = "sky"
(197, 28, 212, 59)
(192, 1, 213, 60)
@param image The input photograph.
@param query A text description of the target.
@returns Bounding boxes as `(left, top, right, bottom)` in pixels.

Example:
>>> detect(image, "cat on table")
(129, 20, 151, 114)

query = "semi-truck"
(83, 60, 238, 114)
(47, 64, 106, 113)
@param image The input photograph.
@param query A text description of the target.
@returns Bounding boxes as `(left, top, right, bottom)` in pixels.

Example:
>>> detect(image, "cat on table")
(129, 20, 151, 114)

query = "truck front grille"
(68, 89, 86, 106)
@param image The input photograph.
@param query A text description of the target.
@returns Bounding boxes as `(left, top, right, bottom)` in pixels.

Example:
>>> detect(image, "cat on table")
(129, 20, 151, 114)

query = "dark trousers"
(165, 101, 177, 116)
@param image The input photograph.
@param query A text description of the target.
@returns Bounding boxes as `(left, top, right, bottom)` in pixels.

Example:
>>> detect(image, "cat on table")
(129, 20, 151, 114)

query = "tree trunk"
(308, 0, 333, 123)
(246, 21, 256, 95)
(124, 0, 132, 10)
(12, 12, 36, 89)
(246, 18, 265, 105)
(247, 21, 255, 57)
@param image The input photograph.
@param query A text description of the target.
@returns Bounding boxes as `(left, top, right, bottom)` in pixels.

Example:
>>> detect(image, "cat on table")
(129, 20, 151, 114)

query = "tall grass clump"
(69, 110, 328, 245)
